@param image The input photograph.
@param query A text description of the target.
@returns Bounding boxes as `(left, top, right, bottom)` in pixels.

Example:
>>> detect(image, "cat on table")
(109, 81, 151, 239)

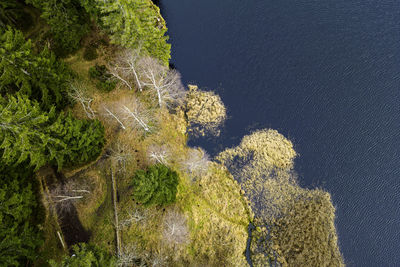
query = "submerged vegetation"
(0, 0, 343, 266)
(217, 130, 344, 266)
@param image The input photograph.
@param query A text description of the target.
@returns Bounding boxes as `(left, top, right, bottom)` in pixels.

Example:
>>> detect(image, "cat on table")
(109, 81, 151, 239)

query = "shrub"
(49, 243, 116, 267)
(88, 64, 116, 92)
(83, 44, 98, 61)
(131, 164, 178, 206)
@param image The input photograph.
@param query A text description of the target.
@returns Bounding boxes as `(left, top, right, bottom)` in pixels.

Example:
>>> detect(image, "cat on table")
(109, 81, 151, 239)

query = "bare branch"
(68, 82, 95, 119)
(119, 209, 146, 228)
(118, 244, 141, 267)
(162, 209, 189, 246)
(108, 141, 134, 174)
(108, 49, 142, 91)
(102, 97, 155, 134)
(138, 56, 186, 108)
(102, 106, 127, 130)
(147, 144, 170, 165)
(49, 179, 90, 213)
(181, 147, 210, 180)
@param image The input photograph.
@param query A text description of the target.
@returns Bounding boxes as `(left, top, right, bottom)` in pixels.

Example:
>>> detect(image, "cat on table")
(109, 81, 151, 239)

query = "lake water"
(161, 1, 400, 266)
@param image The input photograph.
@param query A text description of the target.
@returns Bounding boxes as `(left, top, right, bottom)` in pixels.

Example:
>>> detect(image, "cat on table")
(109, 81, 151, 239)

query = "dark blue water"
(161, 1, 400, 266)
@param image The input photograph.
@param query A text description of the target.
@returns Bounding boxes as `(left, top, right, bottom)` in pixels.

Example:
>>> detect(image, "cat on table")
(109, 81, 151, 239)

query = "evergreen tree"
(48, 112, 105, 167)
(0, 165, 43, 266)
(0, 94, 105, 170)
(49, 243, 116, 267)
(0, 28, 70, 110)
(25, 0, 89, 56)
(81, 0, 171, 64)
(132, 164, 178, 206)
(0, 0, 23, 28)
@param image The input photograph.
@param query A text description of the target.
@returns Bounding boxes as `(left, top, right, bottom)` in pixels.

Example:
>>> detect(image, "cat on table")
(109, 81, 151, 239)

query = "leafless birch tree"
(182, 147, 210, 179)
(49, 179, 90, 213)
(118, 244, 141, 267)
(68, 82, 95, 119)
(102, 97, 155, 133)
(108, 141, 134, 174)
(108, 48, 142, 91)
(138, 56, 186, 108)
(147, 144, 170, 165)
(162, 209, 189, 246)
(119, 209, 146, 229)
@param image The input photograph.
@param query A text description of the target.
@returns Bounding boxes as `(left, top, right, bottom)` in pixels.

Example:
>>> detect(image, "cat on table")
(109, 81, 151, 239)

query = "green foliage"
(0, 28, 71, 110)
(49, 243, 116, 267)
(83, 43, 99, 61)
(48, 112, 105, 167)
(25, 0, 89, 56)
(0, 166, 43, 266)
(132, 164, 178, 206)
(0, 0, 23, 28)
(0, 94, 105, 170)
(81, 0, 171, 64)
(89, 64, 116, 92)
(0, 93, 59, 170)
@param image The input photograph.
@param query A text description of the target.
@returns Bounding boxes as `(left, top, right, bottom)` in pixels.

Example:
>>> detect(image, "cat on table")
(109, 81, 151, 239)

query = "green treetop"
(0, 94, 104, 170)
(132, 164, 179, 206)
(25, 0, 89, 56)
(0, 28, 70, 110)
(0, 167, 43, 266)
(0, 0, 23, 28)
(49, 243, 116, 267)
(81, 0, 171, 64)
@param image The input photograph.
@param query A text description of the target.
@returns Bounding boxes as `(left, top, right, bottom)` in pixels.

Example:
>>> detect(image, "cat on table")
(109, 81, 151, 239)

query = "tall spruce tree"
(0, 165, 43, 266)
(0, 94, 104, 170)
(0, 0, 23, 28)
(0, 28, 70, 110)
(25, 0, 89, 56)
(49, 243, 116, 267)
(80, 0, 171, 64)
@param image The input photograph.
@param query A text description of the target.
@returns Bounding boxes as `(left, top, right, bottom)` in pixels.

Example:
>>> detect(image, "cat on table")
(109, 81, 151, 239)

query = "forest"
(0, 0, 343, 266)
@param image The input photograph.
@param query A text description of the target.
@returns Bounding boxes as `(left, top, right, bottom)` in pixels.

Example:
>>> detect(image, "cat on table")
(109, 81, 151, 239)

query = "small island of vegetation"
(0, 0, 344, 266)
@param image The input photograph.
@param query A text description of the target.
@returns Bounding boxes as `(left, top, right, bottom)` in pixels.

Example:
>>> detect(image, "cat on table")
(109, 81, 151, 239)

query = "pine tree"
(0, 94, 105, 170)
(0, 28, 70, 110)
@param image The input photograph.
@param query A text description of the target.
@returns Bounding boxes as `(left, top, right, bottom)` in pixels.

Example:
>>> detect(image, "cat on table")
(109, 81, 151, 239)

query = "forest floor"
(29, 14, 252, 265)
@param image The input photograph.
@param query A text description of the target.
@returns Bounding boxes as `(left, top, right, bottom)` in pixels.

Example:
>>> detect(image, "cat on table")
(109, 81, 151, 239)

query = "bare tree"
(108, 48, 142, 91)
(147, 144, 170, 165)
(138, 56, 186, 108)
(102, 96, 155, 133)
(182, 147, 210, 179)
(119, 209, 146, 229)
(149, 251, 168, 267)
(108, 141, 134, 174)
(119, 98, 153, 133)
(162, 209, 189, 246)
(118, 244, 142, 267)
(102, 105, 127, 130)
(49, 179, 90, 213)
(68, 82, 95, 119)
